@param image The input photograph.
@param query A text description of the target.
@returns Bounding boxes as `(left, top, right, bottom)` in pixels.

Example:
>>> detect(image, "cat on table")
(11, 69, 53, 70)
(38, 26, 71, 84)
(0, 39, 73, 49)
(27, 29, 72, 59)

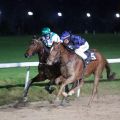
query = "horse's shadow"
(0, 78, 119, 108)
(0, 82, 48, 89)
(0, 78, 119, 89)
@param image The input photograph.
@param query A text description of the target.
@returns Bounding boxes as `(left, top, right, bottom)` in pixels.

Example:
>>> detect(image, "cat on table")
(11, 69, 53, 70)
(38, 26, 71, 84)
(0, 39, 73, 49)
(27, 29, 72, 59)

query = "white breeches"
(75, 41, 89, 60)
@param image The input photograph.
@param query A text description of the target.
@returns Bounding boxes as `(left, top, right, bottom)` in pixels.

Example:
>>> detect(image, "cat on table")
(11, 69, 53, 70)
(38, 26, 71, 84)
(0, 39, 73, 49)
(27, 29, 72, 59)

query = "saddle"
(64, 44, 96, 65)
(84, 50, 96, 65)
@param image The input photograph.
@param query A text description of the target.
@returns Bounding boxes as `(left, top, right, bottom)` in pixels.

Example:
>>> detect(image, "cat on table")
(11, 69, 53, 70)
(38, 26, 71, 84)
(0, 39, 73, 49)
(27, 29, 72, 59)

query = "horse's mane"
(36, 38, 50, 54)
(60, 43, 80, 60)
(41, 41, 50, 54)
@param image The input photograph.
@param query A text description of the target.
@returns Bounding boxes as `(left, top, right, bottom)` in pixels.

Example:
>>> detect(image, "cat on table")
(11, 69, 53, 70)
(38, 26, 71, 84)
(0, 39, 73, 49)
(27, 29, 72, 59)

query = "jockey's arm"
(52, 34, 61, 43)
(68, 38, 80, 50)
(67, 42, 77, 51)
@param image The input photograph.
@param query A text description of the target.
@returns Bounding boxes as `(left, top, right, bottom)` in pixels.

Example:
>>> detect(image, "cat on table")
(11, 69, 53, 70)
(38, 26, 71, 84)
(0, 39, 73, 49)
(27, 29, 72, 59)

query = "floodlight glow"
(57, 12, 62, 17)
(86, 13, 91, 17)
(28, 11, 33, 16)
(115, 13, 120, 18)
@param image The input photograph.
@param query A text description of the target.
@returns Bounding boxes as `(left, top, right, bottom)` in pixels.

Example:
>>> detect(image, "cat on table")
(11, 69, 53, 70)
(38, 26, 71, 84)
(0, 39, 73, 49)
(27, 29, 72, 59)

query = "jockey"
(60, 31, 90, 64)
(41, 27, 61, 48)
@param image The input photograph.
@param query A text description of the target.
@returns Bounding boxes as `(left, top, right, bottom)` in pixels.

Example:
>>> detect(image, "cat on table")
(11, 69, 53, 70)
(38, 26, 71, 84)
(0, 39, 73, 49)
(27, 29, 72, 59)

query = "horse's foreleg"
(54, 76, 64, 85)
(56, 75, 75, 99)
(55, 76, 66, 100)
(23, 73, 45, 101)
(68, 79, 84, 97)
(23, 79, 33, 101)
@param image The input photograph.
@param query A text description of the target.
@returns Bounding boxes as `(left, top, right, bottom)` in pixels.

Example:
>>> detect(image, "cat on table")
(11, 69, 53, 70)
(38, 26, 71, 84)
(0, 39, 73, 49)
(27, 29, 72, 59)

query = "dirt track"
(0, 95, 120, 120)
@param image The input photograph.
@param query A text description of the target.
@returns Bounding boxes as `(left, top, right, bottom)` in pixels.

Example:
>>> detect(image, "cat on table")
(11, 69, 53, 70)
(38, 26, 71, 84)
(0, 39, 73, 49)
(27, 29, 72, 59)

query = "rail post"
(24, 66, 30, 90)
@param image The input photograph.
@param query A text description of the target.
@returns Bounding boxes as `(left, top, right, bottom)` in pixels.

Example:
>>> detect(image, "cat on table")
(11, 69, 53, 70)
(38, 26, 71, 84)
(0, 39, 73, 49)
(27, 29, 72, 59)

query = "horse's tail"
(105, 59, 116, 80)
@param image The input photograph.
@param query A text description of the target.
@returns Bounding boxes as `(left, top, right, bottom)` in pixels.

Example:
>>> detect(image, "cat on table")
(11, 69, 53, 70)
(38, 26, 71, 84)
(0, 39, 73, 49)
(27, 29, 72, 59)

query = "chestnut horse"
(47, 42, 115, 105)
(23, 37, 61, 101)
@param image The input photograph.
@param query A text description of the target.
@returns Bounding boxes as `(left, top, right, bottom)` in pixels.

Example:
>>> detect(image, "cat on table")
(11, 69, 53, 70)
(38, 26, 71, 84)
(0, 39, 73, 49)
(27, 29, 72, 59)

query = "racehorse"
(47, 42, 115, 105)
(23, 37, 61, 101)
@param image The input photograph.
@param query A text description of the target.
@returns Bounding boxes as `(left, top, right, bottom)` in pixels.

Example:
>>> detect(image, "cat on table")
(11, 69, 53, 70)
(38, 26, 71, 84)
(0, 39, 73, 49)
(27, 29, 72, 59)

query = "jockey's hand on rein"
(67, 44, 75, 51)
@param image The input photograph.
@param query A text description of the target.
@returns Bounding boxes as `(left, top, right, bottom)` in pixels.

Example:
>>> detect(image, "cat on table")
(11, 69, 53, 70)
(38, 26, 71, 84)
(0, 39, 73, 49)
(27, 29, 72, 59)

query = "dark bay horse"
(47, 42, 115, 105)
(23, 37, 61, 101)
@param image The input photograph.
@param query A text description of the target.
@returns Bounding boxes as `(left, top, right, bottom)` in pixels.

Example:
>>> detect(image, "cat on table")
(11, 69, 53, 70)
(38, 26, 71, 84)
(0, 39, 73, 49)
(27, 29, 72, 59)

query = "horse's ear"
(33, 35, 39, 39)
(33, 35, 38, 39)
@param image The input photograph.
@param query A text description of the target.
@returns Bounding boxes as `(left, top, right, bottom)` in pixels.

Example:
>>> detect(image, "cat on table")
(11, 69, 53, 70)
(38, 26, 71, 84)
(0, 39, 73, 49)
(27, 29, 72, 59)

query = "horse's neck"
(60, 44, 75, 64)
(38, 44, 49, 62)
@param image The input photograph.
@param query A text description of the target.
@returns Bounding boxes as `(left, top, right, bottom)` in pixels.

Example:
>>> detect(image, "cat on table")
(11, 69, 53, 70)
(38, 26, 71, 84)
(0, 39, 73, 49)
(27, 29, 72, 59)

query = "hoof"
(60, 96, 72, 106)
(23, 97, 28, 102)
(108, 72, 116, 80)
(60, 98, 70, 107)
(62, 92, 68, 97)
(13, 97, 28, 108)
(68, 90, 75, 96)
(45, 86, 55, 94)
(60, 102, 70, 107)
(53, 98, 61, 106)
(13, 101, 28, 108)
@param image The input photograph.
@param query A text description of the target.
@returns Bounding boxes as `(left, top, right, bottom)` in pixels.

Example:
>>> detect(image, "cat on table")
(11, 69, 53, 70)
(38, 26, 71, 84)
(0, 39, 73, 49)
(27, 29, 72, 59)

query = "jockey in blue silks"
(60, 31, 90, 64)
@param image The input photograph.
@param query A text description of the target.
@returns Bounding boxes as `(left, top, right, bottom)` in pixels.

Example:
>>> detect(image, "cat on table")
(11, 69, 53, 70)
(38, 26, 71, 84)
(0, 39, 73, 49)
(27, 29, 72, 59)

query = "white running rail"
(0, 58, 120, 92)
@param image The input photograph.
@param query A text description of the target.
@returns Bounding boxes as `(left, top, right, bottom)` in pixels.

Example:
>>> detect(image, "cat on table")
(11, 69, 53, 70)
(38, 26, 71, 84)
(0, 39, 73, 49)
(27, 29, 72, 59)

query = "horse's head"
(24, 36, 44, 58)
(47, 42, 61, 65)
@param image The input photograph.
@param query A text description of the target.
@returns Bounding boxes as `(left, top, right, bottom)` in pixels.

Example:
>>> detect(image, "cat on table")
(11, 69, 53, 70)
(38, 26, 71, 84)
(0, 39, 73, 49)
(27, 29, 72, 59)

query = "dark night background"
(0, 0, 120, 35)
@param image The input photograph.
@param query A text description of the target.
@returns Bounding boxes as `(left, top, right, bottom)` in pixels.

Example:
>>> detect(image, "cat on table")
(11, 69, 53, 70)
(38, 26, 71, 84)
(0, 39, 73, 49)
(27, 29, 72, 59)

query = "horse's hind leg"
(88, 75, 100, 106)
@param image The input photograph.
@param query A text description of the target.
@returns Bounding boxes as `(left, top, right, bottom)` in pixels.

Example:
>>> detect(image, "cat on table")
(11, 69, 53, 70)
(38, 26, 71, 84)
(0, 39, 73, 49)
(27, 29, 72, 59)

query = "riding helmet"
(60, 31, 71, 40)
(41, 27, 51, 35)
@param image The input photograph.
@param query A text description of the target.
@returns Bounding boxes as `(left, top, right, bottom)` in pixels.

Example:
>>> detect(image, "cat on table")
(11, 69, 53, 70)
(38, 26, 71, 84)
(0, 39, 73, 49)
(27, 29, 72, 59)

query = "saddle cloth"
(85, 50, 96, 61)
